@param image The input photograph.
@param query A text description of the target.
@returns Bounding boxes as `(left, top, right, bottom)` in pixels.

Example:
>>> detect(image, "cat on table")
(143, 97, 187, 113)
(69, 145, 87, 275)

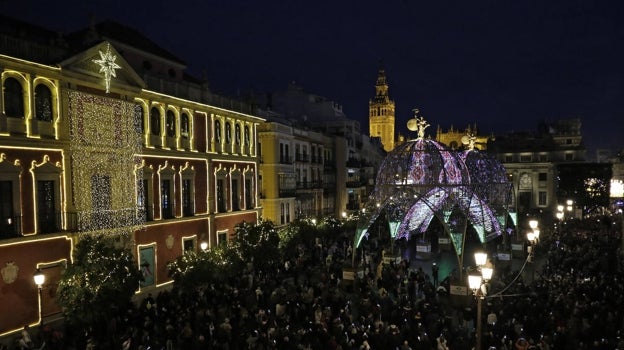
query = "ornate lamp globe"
(33, 269, 45, 287)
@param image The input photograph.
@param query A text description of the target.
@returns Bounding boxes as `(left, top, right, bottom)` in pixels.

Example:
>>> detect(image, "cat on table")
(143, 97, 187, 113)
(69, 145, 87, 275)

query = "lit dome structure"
(353, 114, 514, 268)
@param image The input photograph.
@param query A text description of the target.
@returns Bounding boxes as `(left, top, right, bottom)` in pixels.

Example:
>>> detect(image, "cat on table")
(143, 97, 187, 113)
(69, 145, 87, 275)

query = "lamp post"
(468, 252, 493, 350)
(556, 211, 563, 234)
(566, 199, 574, 219)
(526, 220, 539, 282)
(33, 268, 45, 324)
(200, 241, 208, 251)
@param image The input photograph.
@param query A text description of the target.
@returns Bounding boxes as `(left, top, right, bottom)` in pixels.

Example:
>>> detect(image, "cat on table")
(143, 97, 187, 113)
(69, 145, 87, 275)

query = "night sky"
(2, 0, 624, 158)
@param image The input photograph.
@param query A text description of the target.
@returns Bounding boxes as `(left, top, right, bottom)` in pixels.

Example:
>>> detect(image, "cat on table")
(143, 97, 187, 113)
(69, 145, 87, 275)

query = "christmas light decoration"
(92, 43, 121, 93)
(354, 116, 513, 254)
(67, 90, 143, 236)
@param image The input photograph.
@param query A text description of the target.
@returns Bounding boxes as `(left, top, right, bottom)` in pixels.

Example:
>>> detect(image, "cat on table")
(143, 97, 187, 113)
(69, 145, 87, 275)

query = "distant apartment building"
(488, 119, 586, 219)
(255, 83, 385, 223)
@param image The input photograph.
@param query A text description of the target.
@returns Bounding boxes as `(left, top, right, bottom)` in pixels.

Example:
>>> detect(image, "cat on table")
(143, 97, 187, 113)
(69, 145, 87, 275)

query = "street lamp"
(469, 252, 493, 350)
(33, 268, 45, 324)
(200, 241, 208, 251)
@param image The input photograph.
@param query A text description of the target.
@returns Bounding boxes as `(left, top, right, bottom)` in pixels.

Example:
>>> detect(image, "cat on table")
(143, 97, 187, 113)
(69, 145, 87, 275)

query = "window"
(225, 122, 231, 144)
(280, 143, 285, 163)
(37, 180, 57, 233)
(538, 172, 547, 182)
(217, 231, 227, 246)
(215, 120, 222, 144)
(181, 112, 189, 138)
(34, 84, 53, 122)
(232, 178, 239, 211)
(520, 155, 532, 162)
(166, 110, 176, 137)
(150, 107, 161, 135)
(183, 237, 195, 252)
(244, 125, 250, 145)
(505, 155, 513, 163)
(182, 179, 194, 217)
(217, 178, 226, 212)
(32, 159, 61, 234)
(161, 179, 173, 219)
(538, 191, 547, 206)
(0, 181, 15, 235)
(286, 203, 290, 223)
(245, 177, 253, 209)
(280, 203, 285, 224)
(0, 157, 21, 236)
(235, 124, 241, 146)
(3, 77, 24, 118)
(565, 153, 574, 161)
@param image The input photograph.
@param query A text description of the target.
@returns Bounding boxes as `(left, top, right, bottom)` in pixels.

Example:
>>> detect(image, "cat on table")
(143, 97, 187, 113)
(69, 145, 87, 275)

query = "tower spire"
(369, 63, 396, 152)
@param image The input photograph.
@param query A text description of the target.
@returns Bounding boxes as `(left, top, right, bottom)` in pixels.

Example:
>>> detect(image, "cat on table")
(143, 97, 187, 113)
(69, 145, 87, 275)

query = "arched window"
(225, 122, 231, 144)
(3, 77, 24, 118)
(150, 107, 161, 135)
(235, 124, 241, 146)
(166, 110, 176, 137)
(34, 84, 53, 122)
(180, 112, 189, 138)
(244, 125, 250, 145)
(215, 120, 222, 144)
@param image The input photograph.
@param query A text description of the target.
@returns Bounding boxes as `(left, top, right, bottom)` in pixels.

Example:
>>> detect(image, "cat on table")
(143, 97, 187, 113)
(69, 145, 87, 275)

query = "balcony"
(37, 212, 60, 234)
(296, 181, 322, 189)
(0, 215, 22, 238)
(346, 180, 366, 188)
(346, 201, 361, 211)
(65, 209, 145, 232)
(346, 158, 362, 167)
(278, 188, 297, 197)
(295, 153, 309, 162)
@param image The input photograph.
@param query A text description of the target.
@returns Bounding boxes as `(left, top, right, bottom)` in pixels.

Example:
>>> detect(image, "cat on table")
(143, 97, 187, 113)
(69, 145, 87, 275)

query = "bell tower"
(369, 65, 395, 152)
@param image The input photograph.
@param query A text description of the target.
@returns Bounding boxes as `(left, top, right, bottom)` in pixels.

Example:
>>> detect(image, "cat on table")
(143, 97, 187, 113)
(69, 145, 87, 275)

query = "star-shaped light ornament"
(92, 43, 121, 93)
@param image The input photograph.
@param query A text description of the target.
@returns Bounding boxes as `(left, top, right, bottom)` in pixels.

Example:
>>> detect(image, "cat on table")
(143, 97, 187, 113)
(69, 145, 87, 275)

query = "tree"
(56, 234, 142, 338)
(167, 244, 236, 289)
(231, 220, 281, 273)
(557, 163, 612, 215)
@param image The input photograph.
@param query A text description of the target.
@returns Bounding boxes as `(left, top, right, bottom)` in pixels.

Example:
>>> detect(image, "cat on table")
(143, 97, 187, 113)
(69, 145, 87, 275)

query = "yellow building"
(435, 124, 490, 150)
(369, 67, 395, 152)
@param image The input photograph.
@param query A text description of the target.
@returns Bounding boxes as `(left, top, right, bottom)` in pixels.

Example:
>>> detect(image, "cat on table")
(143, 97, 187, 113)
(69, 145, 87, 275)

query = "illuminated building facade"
(435, 124, 491, 150)
(488, 118, 586, 218)
(0, 16, 262, 335)
(255, 83, 385, 222)
(369, 66, 395, 152)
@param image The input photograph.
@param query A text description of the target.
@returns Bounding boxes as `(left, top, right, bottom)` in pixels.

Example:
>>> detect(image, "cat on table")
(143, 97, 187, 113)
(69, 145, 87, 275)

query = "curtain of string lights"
(67, 90, 144, 235)
(354, 135, 514, 258)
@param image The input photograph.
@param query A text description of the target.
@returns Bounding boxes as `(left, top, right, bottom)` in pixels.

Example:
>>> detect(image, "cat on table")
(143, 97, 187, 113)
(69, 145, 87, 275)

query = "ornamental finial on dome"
(406, 108, 429, 139)
(461, 131, 477, 151)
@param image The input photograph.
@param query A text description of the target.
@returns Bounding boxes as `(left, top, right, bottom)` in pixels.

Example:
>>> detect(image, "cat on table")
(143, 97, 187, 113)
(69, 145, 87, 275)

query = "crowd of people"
(12, 215, 624, 349)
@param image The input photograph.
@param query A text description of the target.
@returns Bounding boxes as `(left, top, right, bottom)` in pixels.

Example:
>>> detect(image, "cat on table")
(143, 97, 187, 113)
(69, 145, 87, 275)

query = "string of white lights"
(67, 90, 144, 235)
